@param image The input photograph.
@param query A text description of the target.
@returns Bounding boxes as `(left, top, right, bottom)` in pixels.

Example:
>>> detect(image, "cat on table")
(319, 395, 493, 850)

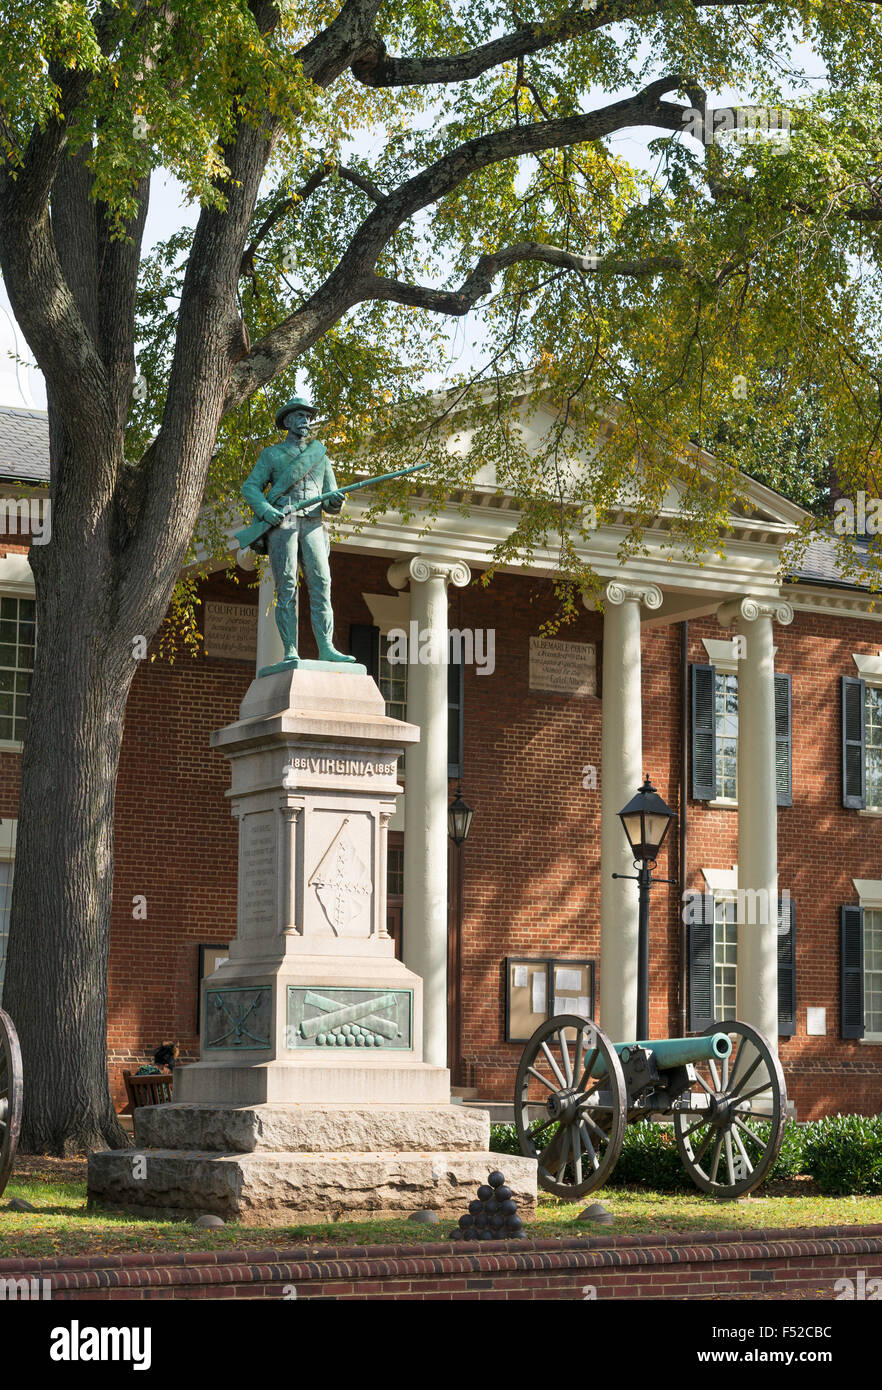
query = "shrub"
(802, 1114, 882, 1195)
(489, 1122, 526, 1156)
(493, 1113, 882, 1196)
(609, 1121, 689, 1190)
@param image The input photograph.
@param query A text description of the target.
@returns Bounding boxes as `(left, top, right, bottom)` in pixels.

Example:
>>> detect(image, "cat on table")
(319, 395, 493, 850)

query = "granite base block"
(87, 1150, 538, 1224)
(134, 1102, 490, 1154)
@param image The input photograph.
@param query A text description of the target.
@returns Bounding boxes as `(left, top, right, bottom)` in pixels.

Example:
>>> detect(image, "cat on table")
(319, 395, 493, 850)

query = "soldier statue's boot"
(313, 611, 356, 664)
(275, 605, 300, 664)
(318, 643, 357, 663)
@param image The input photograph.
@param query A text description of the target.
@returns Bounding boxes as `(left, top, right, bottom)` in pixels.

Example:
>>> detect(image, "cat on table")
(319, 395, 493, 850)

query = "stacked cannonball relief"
(450, 1170, 526, 1241)
(313, 1024, 385, 1046)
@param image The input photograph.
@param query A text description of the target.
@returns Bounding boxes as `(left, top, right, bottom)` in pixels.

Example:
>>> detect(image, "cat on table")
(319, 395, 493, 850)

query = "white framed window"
(713, 895, 738, 1020)
(864, 908, 882, 1036)
(714, 673, 739, 802)
(852, 880, 882, 1040)
(865, 685, 882, 811)
(378, 634, 407, 723)
(0, 595, 34, 746)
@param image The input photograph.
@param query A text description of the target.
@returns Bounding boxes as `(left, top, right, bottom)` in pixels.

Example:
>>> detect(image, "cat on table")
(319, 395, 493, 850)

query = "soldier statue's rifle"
(236, 457, 434, 553)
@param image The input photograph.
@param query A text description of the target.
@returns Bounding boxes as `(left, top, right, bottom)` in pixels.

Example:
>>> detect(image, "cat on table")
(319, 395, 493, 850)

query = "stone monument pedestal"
(88, 667, 536, 1222)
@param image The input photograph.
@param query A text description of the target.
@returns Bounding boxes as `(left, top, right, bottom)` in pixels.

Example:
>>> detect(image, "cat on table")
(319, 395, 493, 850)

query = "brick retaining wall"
(2, 1225, 880, 1300)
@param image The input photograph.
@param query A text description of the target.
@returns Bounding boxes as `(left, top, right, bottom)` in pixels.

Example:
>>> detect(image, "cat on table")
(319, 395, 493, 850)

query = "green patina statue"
(237, 396, 356, 671)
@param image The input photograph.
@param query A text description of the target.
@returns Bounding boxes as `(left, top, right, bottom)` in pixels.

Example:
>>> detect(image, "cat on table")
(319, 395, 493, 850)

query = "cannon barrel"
(586, 1031, 731, 1077)
(619, 1034, 732, 1069)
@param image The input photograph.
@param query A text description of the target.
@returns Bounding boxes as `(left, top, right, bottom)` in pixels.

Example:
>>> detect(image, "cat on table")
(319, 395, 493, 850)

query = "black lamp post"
(612, 776, 676, 1041)
(447, 786, 474, 847)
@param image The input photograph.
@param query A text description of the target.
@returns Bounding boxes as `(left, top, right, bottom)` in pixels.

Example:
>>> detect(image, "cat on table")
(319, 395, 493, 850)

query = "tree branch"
(349, 0, 809, 89)
(361, 244, 687, 314)
(225, 76, 695, 407)
(238, 161, 384, 283)
(296, 0, 387, 86)
(239, 166, 332, 280)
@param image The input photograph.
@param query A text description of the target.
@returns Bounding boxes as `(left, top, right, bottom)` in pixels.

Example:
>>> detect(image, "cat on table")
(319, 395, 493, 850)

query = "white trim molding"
(701, 866, 739, 894)
(702, 637, 778, 674)
(852, 653, 882, 681)
(0, 552, 34, 596)
(853, 878, 882, 907)
(362, 591, 412, 634)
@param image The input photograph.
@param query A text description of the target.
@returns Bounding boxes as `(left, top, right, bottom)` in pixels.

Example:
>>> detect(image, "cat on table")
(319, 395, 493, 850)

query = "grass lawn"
(1, 1158, 881, 1261)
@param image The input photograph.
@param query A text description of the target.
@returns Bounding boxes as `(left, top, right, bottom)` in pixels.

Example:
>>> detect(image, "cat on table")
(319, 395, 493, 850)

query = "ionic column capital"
(717, 595, 794, 628)
(387, 555, 471, 590)
(602, 580, 663, 611)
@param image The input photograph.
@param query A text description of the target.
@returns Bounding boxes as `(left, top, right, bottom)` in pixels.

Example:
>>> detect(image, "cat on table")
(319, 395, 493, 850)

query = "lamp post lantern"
(613, 776, 676, 1040)
(447, 786, 474, 848)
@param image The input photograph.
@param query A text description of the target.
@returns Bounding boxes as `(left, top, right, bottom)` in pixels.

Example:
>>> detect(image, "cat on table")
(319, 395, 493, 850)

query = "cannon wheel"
(673, 1019, 787, 1199)
(514, 1015, 627, 1200)
(0, 1007, 23, 1200)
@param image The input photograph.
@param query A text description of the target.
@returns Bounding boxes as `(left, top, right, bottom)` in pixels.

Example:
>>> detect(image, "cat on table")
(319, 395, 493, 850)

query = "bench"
(122, 1070, 174, 1110)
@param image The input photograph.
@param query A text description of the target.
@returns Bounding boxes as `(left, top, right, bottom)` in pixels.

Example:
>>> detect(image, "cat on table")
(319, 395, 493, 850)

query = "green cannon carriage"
(514, 1015, 787, 1199)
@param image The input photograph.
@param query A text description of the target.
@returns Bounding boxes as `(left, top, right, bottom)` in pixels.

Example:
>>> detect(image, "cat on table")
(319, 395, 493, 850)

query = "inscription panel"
(241, 811, 277, 935)
(203, 601, 257, 662)
(528, 636, 597, 696)
(286, 986, 413, 1050)
(282, 753, 401, 790)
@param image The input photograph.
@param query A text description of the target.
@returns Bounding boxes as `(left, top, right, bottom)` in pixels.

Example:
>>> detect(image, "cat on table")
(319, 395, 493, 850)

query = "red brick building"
(0, 401, 880, 1120)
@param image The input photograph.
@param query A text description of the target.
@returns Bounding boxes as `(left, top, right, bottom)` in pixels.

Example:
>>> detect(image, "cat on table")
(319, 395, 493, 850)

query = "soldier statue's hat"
(275, 396, 318, 430)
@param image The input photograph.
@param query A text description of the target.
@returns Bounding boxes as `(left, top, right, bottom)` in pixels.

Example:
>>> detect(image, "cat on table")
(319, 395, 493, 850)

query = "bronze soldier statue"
(238, 396, 356, 667)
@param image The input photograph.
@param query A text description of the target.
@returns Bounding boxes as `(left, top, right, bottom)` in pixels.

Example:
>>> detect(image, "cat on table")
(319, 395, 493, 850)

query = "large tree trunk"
(2, 448, 164, 1153)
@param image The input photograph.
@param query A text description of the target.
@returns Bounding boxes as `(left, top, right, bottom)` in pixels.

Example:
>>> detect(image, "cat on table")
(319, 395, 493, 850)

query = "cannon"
(514, 1015, 787, 1200)
(0, 1007, 22, 1199)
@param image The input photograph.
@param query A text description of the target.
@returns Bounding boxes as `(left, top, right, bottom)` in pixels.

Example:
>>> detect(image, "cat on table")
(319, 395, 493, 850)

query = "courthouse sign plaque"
(204, 600, 257, 661)
(528, 636, 597, 696)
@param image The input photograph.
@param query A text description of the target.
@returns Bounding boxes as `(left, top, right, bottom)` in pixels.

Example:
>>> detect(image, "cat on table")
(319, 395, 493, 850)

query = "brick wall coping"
(2, 1224, 881, 1293)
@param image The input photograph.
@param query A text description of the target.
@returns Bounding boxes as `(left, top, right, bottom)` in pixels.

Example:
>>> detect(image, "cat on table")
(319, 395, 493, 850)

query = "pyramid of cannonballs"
(451, 1170, 526, 1241)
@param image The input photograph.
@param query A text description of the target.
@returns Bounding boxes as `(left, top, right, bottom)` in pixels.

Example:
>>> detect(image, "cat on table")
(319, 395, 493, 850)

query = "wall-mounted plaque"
(528, 636, 597, 696)
(203, 600, 257, 662)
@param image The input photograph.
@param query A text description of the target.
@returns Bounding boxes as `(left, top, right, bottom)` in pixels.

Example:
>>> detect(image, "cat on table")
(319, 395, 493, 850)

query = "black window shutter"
(775, 673, 792, 808)
(691, 664, 717, 801)
(687, 892, 717, 1031)
(840, 905, 865, 1039)
(349, 622, 380, 680)
(777, 895, 796, 1036)
(447, 660, 464, 779)
(842, 676, 866, 809)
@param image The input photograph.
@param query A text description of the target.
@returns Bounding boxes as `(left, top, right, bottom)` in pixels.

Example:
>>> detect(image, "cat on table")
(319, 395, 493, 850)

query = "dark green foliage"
(491, 1114, 882, 1192)
(802, 1115, 882, 1195)
(610, 1121, 691, 1190)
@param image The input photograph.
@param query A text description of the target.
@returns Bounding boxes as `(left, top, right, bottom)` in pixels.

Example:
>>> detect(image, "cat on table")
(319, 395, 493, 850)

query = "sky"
(0, 33, 826, 413)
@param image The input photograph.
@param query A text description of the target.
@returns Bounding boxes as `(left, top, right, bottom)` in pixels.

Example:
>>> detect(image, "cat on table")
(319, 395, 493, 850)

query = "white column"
(597, 581, 662, 1042)
(717, 596, 793, 1048)
(256, 565, 285, 675)
(388, 555, 471, 1067)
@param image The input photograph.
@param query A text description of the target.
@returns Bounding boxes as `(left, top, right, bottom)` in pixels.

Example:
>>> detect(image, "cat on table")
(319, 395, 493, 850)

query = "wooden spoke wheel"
(673, 1019, 787, 1199)
(514, 1015, 626, 1200)
(0, 1008, 22, 1200)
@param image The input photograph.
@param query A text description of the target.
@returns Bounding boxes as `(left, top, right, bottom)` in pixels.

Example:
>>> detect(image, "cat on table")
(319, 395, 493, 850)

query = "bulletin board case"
(504, 956, 596, 1043)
